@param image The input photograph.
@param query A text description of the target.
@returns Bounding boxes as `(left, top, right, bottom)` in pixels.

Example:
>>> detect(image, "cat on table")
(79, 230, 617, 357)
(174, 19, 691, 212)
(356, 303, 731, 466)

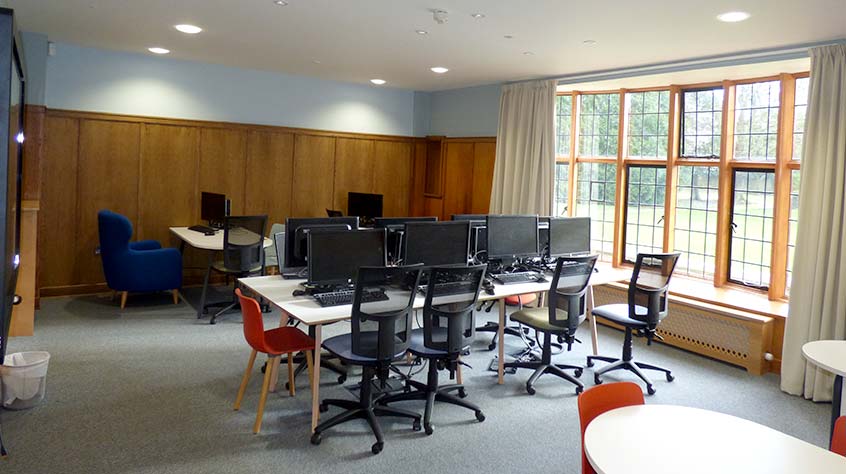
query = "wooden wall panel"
(291, 134, 335, 217)
(76, 120, 141, 284)
(22, 106, 45, 201)
(373, 140, 412, 217)
(198, 128, 247, 217)
(471, 141, 496, 214)
(441, 142, 475, 219)
(333, 138, 374, 213)
(38, 116, 79, 289)
(137, 124, 199, 244)
(410, 140, 427, 216)
(423, 197, 444, 221)
(245, 130, 294, 227)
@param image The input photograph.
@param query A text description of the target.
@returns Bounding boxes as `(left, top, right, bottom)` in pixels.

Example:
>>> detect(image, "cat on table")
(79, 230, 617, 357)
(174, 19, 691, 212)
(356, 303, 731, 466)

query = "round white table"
(802, 340, 846, 443)
(584, 405, 846, 474)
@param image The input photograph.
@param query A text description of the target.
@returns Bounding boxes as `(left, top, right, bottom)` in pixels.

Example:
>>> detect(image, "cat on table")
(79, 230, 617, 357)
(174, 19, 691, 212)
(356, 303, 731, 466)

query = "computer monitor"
(452, 214, 487, 225)
(307, 228, 387, 286)
(548, 217, 591, 257)
(284, 217, 359, 270)
(348, 192, 383, 220)
(374, 217, 439, 263)
(200, 192, 228, 226)
(373, 217, 438, 228)
(486, 215, 540, 261)
(403, 221, 470, 267)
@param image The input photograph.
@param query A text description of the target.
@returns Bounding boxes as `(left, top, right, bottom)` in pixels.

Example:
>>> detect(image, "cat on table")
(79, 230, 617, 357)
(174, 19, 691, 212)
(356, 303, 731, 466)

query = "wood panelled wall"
(37, 110, 422, 296)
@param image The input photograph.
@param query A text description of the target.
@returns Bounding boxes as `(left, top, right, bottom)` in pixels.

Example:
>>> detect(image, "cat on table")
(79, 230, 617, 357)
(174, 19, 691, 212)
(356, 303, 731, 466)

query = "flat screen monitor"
(348, 192, 383, 220)
(548, 217, 591, 257)
(307, 228, 386, 286)
(403, 221, 470, 267)
(373, 216, 438, 228)
(284, 217, 359, 270)
(452, 214, 487, 224)
(200, 192, 227, 225)
(486, 215, 539, 260)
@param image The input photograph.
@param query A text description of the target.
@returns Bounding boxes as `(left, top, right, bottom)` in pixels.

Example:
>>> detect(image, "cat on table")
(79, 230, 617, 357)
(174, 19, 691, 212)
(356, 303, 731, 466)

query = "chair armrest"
(130, 240, 162, 251)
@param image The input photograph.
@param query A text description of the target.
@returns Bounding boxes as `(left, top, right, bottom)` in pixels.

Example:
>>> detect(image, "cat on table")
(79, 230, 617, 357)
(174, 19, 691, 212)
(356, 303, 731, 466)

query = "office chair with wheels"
(587, 252, 680, 395)
(577, 382, 645, 474)
(832, 416, 846, 456)
(310, 266, 423, 455)
(379, 265, 487, 435)
(198, 215, 267, 324)
(505, 255, 597, 395)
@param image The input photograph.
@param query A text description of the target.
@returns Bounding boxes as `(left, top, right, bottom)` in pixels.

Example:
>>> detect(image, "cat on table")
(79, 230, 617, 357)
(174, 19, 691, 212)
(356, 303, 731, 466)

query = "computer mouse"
(292, 289, 307, 297)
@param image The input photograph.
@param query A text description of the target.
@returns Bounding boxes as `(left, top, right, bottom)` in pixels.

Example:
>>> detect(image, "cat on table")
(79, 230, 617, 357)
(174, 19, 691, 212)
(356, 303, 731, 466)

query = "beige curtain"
(781, 44, 846, 400)
(489, 80, 556, 215)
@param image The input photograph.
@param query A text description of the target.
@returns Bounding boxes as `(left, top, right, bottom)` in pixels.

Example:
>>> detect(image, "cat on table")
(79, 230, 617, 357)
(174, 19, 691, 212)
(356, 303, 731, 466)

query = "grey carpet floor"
(0, 287, 832, 474)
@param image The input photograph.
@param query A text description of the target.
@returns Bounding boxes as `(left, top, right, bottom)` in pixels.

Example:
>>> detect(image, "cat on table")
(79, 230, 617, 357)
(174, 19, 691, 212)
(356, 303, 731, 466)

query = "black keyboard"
(188, 225, 216, 235)
(491, 271, 544, 285)
(313, 288, 389, 307)
(418, 281, 478, 297)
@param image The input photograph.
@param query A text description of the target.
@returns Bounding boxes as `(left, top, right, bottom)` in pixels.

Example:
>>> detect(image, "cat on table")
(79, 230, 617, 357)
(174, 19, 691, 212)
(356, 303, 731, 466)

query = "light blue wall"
(44, 42, 418, 136)
(429, 84, 501, 137)
(412, 91, 431, 137)
(20, 31, 47, 105)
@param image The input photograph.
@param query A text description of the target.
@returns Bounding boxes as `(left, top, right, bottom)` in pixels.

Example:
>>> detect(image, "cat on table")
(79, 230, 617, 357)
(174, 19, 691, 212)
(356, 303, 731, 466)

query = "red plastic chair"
(234, 288, 316, 434)
(832, 416, 846, 456)
(577, 382, 645, 474)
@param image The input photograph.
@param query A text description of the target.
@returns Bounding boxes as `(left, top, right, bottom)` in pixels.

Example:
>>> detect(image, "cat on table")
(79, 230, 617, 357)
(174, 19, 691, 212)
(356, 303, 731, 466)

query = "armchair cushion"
(591, 304, 649, 329)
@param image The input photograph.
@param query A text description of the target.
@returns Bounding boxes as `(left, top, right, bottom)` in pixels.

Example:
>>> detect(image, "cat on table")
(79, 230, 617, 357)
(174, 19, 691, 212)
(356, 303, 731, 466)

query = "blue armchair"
(98, 210, 183, 309)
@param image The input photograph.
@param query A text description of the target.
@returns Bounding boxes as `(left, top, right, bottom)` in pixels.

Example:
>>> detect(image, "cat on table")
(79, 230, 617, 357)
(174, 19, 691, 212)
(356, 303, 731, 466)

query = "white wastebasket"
(1, 351, 50, 410)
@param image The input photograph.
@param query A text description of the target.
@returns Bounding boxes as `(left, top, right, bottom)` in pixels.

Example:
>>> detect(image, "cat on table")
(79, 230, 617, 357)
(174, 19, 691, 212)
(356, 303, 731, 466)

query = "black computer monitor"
(374, 216, 438, 228)
(307, 229, 387, 286)
(486, 215, 539, 261)
(452, 214, 487, 224)
(403, 221, 470, 267)
(201, 192, 227, 226)
(548, 217, 591, 257)
(284, 217, 359, 270)
(348, 192, 383, 219)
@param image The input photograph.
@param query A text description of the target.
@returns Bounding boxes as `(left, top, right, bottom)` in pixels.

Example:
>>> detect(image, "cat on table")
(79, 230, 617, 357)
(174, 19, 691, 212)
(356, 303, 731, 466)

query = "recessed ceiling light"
(415, 29, 428, 35)
(716, 11, 751, 22)
(522, 51, 534, 56)
(370, 79, 386, 85)
(582, 39, 597, 45)
(430, 67, 449, 74)
(174, 24, 202, 34)
(312, 59, 322, 64)
(273, 0, 288, 5)
(504, 34, 514, 40)
(471, 13, 485, 19)
(148, 47, 170, 54)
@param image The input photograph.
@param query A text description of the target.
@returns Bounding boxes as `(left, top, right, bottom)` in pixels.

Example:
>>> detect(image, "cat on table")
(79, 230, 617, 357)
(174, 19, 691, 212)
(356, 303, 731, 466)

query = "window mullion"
(715, 80, 736, 287)
(770, 73, 795, 299)
(612, 89, 628, 266)
(664, 86, 681, 253)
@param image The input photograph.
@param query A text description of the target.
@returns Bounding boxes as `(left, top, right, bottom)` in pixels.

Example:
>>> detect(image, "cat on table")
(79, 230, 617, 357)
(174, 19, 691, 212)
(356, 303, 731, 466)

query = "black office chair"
(379, 265, 487, 435)
(587, 252, 680, 395)
(198, 215, 267, 324)
(310, 266, 423, 455)
(505, 255, 597, 395)
(326, 209, 343, 217)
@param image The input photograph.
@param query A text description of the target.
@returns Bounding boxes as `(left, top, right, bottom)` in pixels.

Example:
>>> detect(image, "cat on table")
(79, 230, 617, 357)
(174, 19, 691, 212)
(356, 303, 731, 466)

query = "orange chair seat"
(263, 326, 316, 356)
(505, 293, 537, 306)
(832, 416, 846, 456)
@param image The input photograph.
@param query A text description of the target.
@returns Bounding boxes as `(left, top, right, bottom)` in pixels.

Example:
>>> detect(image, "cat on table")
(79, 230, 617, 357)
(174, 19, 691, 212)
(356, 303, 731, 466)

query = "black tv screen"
(0, 8, 24, 361)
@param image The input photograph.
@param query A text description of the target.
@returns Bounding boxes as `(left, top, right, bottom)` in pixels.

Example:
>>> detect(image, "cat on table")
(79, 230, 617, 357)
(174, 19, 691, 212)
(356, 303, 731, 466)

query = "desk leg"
(497, 299, 506, 385)
(197, 252, 213, 319)
(269, 309, 291, 394)
(588, 286, 599, 356)
(831, 375, 844, 449)
(311, 324, 323, 432)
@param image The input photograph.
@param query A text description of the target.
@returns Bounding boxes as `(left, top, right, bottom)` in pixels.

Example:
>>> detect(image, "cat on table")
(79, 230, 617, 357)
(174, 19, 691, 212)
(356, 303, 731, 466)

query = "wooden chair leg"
(254, 355, 276, 434)
(305, 350, 314, 391)
(234, 350, 257, 411)
(119, 291, 128, 309)
(287, 353, 296, 397)
(172, 289, 180, 305)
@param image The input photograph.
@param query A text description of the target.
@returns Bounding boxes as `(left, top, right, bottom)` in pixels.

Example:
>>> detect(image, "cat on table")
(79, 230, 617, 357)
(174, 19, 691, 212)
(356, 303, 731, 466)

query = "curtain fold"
(781, 44, 846, 400)
(489, 79, 556, 215)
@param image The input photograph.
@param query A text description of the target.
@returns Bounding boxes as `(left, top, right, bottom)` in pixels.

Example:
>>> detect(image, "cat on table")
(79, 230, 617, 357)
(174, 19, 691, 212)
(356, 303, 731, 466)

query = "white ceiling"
(7, 0, 846, 91)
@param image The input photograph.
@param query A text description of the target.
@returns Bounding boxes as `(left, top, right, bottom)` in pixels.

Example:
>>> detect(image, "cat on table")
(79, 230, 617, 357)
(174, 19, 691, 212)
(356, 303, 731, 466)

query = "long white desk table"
(585, 405, 846, 473)
(240, 261, 630, 433)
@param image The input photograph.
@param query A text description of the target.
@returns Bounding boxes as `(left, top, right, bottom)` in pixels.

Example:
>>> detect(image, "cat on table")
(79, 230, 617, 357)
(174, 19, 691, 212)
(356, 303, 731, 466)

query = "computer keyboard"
(491, 271, 545, 285)
(312, 288, 389, 307)
(188, 224, 216, 235)
(418, 280, 478, 297)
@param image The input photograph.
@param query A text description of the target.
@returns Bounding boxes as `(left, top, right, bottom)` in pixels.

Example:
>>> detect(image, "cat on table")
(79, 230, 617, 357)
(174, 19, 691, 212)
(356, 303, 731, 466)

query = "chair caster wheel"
(260, 363, 267, 374)
(586, 358, 594, 367)
(412, 420, 421, 432)
(371, 442, 383, 455)
(424, 424, 434, 436)
(285, 382, 291, 391)
(457, 388, 467, 399)
(526, 384, 536, 395)
(666, 373, 675, 382)
(576, 385, 584, 395)
(647, 385, 656, 396)
(475, 411, 486, 422)
(574, 368, 583, 377)
(319, 402, 328, 413)
(487, 342, 496, 351)
(594, 374, 603, 385)
(310, 432, 322, 445)
(337, 375, 347, 384)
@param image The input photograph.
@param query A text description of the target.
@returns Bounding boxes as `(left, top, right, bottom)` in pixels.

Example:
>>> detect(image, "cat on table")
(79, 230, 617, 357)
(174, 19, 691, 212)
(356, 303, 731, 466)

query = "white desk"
(803, 340, 846, 443)
(585, 405, 846, 474)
